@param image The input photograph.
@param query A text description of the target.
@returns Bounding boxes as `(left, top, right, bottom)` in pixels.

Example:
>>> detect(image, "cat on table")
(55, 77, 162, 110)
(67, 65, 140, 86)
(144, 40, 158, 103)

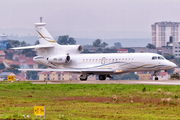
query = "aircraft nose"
(170, 62, 177, 68)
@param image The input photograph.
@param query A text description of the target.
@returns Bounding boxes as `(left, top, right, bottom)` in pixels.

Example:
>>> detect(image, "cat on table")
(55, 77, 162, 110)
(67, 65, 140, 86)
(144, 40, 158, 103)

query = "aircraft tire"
(80, 75, 87, 81)
(155, 77, 158, 80)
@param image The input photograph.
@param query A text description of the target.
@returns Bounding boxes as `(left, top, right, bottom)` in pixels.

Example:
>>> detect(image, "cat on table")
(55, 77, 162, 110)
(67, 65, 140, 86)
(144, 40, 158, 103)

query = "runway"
(29, 80, 180, 85)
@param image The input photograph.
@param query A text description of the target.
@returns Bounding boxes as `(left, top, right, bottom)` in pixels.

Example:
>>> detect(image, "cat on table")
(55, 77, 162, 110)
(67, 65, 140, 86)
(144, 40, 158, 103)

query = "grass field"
(0, 81, 180, 119)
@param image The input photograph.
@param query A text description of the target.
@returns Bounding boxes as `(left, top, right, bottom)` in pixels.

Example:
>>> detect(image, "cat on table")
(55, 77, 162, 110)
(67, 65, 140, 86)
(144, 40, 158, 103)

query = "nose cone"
(171, 62, 177, 68)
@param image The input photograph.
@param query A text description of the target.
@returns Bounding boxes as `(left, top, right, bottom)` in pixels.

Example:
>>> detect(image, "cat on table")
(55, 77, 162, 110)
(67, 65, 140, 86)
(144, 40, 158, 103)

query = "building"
(137, 74, 151, 80)
(0, 34, 7, 50)
(131, 47, 157, 53)
(157, 72, 170, 80)
(152, 22, 180, 47)
(117, 49, 128, 53)
(39, 71, 72, 80)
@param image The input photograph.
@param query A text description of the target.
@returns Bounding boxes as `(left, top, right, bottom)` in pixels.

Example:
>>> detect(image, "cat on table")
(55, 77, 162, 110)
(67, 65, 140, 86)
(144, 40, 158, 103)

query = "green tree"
(22, 49, 36, 57)
(163, 53, 175, 60)
(100, 42, 108, 48)
(93, 39, 101, 47)
(20, 41, 27, 47)
(68, 38, 76, 45)
(35, 40, 39, 45)
(146, 43, 156, 49)
(121, 72, 139, 80)
(57, 35, 76, 45)
(6, 43, 12, 49)
(26, 71, 39, 80)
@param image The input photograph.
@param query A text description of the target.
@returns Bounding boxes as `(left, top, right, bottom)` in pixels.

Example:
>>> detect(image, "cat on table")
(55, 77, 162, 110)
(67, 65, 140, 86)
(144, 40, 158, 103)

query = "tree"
(20, 41, 27, 47)
(22, 49, 36, 57)
(114, 42, 122, 48)
(93, 39, 101, 47)
(57, 35, 76, 45)
(121, 72, 139, 80)
(146, 43, 156, 49)
(35, 40, 39, 45)
(163, 53, 175, 60)
(100, 42, 108, 48)
(26, 71, 39, 80)
(103, 47, 117, 53)
(68, 38, 76, 45)
(6, 43, 12, 49)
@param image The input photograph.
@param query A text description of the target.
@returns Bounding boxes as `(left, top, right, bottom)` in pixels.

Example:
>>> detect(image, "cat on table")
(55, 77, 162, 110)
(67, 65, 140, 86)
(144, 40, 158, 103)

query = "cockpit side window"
(158, 56, 164, 60)
(152, 56, 157, 60)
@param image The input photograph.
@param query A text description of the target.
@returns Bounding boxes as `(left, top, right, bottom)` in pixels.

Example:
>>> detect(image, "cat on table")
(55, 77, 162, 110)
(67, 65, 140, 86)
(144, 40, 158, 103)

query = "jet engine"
(48, 54, 71, 64)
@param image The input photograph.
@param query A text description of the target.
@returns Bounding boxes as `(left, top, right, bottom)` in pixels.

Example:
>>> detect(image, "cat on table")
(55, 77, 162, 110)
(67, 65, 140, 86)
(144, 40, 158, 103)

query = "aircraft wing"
(3, 61, 113, 73)
(18, 68, 113, 73)
(11, 44, 54, 50)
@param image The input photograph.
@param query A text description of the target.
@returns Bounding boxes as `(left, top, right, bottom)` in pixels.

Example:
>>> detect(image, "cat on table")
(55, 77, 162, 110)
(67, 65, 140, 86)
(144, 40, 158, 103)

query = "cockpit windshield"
(152, 56, 165, 60)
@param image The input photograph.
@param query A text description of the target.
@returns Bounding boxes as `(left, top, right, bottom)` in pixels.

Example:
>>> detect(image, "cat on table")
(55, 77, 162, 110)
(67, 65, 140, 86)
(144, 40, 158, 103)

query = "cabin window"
(152, 56, 157, 60)
(132, 58, 134, 61)
(99, 59, 101, 62)
(92, 59, 94, 62)
(106, 59, 108, 62)
(112, 59, 114, 62)
(122, 59, 124, 61)
(109, 59, 111, 62)
(119, 59, 121, 61)
(86, 59, 88, 62)
(96, 59, 98, 62)
(116, 59, 118, 62)
(89, 59, 91, 62)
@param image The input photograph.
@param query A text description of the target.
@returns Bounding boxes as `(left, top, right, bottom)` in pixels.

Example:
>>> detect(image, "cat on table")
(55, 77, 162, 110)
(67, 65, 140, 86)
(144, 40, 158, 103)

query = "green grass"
(0, 81, 180, 119)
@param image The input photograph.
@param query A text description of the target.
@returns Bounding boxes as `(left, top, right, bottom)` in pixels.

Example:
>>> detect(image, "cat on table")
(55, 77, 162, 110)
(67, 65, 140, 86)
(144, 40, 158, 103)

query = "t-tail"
(35, 22, 57, 45)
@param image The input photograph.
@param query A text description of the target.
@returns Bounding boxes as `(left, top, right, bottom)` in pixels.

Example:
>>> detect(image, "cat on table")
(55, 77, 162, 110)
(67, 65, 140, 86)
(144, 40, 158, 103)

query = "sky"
(1, 0, 180, 39)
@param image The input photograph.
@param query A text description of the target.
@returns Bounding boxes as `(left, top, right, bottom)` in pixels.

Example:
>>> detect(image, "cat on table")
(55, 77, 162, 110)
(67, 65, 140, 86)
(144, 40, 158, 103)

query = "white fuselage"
(33, 45, 177, 75)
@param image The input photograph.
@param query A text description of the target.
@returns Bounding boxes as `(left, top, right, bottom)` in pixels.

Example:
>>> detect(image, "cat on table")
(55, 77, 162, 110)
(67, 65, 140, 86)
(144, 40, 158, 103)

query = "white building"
(151, 22, 180, 47)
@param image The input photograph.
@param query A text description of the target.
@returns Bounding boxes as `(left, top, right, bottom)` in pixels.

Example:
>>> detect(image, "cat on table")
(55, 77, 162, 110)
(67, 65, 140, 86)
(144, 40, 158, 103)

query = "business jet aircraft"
(3, 22, 177, 81)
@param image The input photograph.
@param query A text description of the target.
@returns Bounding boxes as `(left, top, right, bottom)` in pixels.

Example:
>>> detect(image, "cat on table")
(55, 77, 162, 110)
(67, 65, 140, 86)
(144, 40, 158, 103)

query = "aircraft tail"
(35, 22, 57, 44)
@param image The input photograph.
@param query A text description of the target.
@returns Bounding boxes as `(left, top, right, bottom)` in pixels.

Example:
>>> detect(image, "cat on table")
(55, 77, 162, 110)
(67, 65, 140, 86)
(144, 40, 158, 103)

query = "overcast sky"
(1, 0, 180, 38)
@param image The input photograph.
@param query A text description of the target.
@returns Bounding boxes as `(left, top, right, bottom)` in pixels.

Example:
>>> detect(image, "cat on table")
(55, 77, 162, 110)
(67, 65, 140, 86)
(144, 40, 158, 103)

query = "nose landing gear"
(153, 71, 158, 80)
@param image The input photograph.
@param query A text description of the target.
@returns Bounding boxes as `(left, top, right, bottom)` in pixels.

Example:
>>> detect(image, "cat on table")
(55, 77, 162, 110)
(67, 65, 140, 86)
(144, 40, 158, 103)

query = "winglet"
(3, 61, 18, 70)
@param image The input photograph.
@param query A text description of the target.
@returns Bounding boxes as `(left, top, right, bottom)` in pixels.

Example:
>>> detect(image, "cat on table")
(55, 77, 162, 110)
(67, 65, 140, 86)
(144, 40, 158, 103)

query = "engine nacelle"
(48, 55, 70, 64)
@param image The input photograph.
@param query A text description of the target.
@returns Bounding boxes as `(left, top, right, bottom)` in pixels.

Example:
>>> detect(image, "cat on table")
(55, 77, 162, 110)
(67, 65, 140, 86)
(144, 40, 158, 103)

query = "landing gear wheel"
(155, 77, 158, 80)
(80, 75, 87, 81)
(99, 75, 106, 80)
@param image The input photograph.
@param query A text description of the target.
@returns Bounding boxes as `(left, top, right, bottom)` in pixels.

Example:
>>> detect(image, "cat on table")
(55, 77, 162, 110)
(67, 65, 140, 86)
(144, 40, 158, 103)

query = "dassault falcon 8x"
(3, 21, 177, 80)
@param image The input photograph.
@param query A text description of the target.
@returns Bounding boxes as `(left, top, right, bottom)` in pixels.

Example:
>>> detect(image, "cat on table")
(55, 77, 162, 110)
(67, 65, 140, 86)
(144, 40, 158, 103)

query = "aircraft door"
(101, 57, 106, 64)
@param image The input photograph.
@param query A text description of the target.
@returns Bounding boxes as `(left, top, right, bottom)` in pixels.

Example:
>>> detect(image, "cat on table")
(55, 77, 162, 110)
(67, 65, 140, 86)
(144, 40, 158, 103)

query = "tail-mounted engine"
(48, 54, 71, 64)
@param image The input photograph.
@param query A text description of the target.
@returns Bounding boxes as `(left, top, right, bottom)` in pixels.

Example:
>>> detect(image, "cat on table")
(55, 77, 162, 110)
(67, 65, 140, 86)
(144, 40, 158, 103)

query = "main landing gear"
(153, 71, 158, 80)
(79, 74, 113, 81)
(80, 75, 87, 81)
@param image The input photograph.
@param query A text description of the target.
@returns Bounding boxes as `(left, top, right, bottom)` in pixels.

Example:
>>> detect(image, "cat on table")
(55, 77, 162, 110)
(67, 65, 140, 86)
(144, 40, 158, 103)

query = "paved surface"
(29, 80, 180, 85)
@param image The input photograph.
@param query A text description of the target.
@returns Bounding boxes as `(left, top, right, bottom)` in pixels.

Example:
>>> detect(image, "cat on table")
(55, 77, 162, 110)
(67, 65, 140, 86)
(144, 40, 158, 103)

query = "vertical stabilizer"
(35, 23, 56, 44)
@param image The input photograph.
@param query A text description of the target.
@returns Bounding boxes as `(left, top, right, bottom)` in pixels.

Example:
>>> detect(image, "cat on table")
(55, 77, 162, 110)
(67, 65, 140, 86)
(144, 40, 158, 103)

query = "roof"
(0, 72, 15, 76)
(159, 72, 168, 76)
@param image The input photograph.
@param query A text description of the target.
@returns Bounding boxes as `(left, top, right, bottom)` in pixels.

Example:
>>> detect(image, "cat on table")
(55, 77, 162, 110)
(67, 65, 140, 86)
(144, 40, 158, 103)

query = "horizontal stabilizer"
(11, 44, 54, 50)
(3, 61, 17, 70)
